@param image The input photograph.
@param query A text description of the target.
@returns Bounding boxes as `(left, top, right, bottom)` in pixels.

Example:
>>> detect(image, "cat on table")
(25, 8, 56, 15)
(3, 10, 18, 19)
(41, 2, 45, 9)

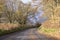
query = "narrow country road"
(0, 28, 59, 40)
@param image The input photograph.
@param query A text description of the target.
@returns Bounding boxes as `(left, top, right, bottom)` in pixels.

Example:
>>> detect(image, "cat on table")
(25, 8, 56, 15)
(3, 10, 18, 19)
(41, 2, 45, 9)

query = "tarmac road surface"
(0, 28, 59, 40)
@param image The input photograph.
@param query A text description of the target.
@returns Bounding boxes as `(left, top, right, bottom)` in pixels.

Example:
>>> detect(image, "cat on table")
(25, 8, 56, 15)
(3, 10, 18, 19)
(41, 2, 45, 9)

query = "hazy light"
(21, 0, 32, 3)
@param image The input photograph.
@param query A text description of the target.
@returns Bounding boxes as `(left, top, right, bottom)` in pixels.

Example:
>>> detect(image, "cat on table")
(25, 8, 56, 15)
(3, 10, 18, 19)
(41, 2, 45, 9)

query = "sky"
(21, 0, 32, 3)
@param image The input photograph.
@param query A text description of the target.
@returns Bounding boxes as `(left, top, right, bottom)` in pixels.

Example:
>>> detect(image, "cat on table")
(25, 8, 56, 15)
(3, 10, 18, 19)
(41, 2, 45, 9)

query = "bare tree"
(14, 2, 32, 24)
(0, 0, 6, 23)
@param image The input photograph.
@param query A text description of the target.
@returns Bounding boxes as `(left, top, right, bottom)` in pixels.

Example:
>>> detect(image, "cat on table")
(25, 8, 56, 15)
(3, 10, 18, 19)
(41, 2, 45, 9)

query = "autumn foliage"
(41, 0, 60, 28)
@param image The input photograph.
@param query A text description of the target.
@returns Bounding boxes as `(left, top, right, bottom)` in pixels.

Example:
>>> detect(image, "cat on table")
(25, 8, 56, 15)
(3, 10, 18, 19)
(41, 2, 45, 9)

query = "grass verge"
(0, 24, 35, 36)
(38, 27, 60, 39)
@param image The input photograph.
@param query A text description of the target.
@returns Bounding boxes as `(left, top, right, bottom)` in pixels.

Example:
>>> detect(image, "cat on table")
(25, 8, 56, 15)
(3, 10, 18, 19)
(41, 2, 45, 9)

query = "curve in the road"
(0, 28, 60, 40)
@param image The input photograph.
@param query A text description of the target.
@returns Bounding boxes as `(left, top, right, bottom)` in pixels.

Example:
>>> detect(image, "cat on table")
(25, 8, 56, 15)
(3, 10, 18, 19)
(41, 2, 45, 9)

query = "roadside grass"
(0, 23, 35, 36)
(0, 26, 29, 36)
(38, 27, 60, 33)
(38, 27, 60, 38)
